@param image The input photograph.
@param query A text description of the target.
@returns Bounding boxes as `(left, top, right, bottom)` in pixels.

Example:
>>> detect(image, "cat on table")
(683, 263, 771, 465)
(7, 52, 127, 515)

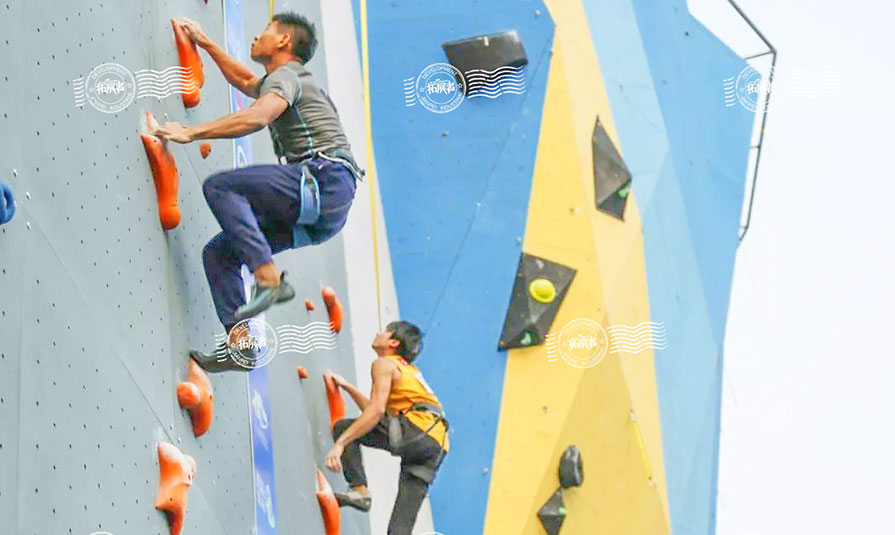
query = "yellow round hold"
(529, 277, 556, 303)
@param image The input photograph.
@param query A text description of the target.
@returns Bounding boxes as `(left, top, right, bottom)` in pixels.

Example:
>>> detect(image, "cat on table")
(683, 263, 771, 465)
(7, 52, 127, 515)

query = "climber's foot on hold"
(188, 339, 260, 373)
(335, 487, 372, 512)
(233, 267, 295, 322)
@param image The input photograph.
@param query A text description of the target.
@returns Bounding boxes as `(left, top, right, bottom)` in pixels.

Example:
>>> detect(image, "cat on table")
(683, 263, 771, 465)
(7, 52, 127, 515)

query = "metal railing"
(727, 0, 776, 245)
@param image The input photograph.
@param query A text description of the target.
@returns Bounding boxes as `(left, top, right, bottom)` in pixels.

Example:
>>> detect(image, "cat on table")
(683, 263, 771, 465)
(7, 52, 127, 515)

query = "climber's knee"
(332, 418, 353, 441)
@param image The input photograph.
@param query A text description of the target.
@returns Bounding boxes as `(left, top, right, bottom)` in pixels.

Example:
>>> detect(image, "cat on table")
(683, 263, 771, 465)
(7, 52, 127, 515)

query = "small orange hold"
(315, 469, 341, 535)
(305, 299, 315, 311)
(171, 19, 204, 108)
(297, 366, 308, 380)
(323, 373, 345, 430)
(199, 142, 211, 159)
(155, 442, 197, 535)
(141, 111, 181, 230)
(321, 286, 343, 332)
(177, 358, 214, 437)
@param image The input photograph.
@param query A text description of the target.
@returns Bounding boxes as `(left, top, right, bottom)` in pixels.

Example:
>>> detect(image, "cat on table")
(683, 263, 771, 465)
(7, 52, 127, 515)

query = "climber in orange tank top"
(324, 320, 449, 535)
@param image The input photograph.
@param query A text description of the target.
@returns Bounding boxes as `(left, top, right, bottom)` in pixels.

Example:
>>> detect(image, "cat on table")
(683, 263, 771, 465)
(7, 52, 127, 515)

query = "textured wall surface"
(0, 1, 380, 534)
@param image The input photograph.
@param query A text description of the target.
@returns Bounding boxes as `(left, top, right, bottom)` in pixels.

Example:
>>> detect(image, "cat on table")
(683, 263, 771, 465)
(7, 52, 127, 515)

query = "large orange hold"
(171, 19, 204, 108)
(315, 469, 341, 535)
(323, 373, 345, 430)
(321, 287, 343, 332)
(141, 111, 180, 230)
(177, 358, 214, 437)
(155, 442, 197, 535)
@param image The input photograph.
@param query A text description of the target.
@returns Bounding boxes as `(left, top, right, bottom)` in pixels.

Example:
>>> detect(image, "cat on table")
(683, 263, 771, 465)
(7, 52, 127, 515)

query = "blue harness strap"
(289, 148, 362, 249)
(291, 163, 321, 248)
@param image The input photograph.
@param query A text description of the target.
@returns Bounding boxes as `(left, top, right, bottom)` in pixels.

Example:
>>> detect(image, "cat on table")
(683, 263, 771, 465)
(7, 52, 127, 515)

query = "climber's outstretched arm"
(333, 359, 393, 447)
(152, 93, 286, 143)
(324, 360, 394, 472)
(179, 17, 261, 98)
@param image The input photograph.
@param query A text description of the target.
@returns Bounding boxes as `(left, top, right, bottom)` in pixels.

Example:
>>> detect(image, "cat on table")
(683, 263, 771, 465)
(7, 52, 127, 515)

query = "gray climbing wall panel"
(0, 1, 369, 534)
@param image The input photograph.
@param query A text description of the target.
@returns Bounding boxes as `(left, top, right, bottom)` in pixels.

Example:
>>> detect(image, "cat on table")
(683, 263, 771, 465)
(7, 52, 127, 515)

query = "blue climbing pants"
(201, 155, 358, 332)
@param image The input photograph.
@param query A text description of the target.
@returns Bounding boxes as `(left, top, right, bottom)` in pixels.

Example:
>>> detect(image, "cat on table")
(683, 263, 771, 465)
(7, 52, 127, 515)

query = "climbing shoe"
(233, 270, 295, 322)
(275, 275, 296, 304)
(189, 342, 257, 373)
(334, 490, 372, 512)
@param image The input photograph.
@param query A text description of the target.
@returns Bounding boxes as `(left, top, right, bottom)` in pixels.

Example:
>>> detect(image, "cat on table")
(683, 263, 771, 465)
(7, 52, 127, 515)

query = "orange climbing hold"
(199, 142, 211, 159)
(155, 442, 197, 535)
(171, 18, 204, 108)
(321, 287, 343, 332)
(297, 366, 309, 379)
(305, 299, 315, 311)
(141, 111, 181, 230)
(315, 469, 341, 535)
(323, 373, 345, 430)
(177, 358, 214, 437)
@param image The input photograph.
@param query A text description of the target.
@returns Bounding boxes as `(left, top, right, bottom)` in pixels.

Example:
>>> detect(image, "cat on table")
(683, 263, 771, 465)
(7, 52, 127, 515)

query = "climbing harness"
(386, 402, 449, 484)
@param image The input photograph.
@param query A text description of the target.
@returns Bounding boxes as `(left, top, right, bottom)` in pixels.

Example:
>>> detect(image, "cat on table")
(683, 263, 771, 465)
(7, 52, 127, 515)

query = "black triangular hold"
(537, 488, 566, 535)
(592, 116, 632, 220)
(498, 253, 576, 350)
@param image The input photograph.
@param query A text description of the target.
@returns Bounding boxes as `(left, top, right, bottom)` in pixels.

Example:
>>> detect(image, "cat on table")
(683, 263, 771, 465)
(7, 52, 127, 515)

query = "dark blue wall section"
(352, 1, 554, 534)
(585, 1, 753, 534)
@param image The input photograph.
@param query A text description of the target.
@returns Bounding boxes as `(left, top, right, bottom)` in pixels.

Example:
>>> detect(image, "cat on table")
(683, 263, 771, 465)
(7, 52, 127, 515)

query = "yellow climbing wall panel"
(483, 0, 669, 533)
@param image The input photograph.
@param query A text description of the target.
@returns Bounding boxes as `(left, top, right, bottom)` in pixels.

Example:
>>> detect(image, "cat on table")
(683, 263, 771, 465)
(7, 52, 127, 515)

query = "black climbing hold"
(559, 445, 584, 488)
(593, 116, 632, 220)
(498, 253, 576, 350)
(537, 488, 566, 535)
(442, 30, 529, 84)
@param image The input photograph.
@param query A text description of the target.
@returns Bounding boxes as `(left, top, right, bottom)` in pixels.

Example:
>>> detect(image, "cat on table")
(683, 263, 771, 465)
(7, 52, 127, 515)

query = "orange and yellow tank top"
(384, 355, 449, 452)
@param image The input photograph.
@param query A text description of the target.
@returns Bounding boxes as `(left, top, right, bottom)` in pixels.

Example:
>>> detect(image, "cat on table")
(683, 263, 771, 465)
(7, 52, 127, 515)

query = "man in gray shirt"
(151, 13, 363, 371)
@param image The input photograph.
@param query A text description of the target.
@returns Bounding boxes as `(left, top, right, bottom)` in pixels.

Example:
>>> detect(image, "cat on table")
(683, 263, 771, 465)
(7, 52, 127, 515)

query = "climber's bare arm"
(179, 17, 261, 98)
(152, 93, 287, 143)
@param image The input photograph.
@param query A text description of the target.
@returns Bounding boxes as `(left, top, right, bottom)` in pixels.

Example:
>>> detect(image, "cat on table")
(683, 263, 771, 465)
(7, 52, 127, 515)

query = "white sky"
(685, 1, 895, 534)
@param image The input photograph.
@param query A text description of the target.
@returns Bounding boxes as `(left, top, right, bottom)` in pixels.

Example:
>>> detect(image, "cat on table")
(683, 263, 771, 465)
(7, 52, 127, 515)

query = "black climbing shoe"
(189, 342, 255, 373)
(335, 490, 372, 512)
(233, 270, 295, 322)
(275, 275, 296, 304)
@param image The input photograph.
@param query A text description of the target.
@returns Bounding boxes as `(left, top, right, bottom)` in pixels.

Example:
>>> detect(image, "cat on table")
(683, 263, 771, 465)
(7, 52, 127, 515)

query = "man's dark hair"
(386, 320, 424, 362)
(272, 12, 318, 63)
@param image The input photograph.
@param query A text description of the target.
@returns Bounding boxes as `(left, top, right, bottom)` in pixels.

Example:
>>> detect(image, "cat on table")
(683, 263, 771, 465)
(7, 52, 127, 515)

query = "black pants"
(332, 416, 446, 535)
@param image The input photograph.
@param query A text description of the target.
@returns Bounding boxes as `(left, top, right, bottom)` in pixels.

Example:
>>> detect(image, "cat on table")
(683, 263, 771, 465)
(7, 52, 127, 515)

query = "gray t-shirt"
(258, 61, 352, 163)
